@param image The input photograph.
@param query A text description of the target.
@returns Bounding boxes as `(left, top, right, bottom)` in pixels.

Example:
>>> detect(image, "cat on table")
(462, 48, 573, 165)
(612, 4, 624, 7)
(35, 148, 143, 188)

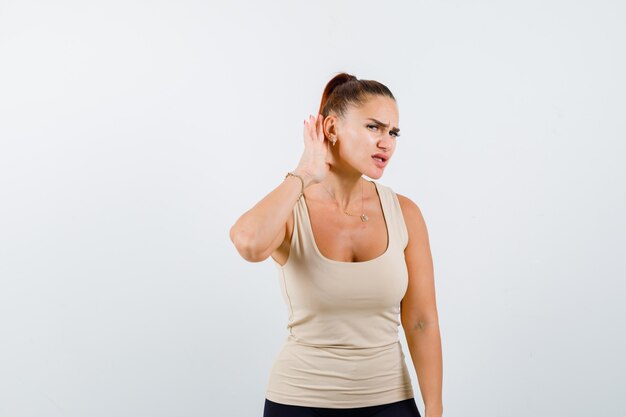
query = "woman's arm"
(229, 170, 314, 262)
(230, 114, 328, 263)
(397, 193, 443, 417)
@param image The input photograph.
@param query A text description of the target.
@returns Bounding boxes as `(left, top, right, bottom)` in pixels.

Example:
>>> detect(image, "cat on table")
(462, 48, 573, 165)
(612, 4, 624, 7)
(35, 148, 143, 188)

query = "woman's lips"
(372, 156, 387, 168)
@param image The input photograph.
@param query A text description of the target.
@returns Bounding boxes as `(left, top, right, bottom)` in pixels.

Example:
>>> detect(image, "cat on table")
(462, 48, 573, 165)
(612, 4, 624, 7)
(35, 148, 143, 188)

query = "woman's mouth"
(372, 155, 388, 168)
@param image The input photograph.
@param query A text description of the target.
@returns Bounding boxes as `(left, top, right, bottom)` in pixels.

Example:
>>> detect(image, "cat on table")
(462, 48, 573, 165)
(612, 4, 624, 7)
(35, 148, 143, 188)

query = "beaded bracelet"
(284, 172, 304, 198)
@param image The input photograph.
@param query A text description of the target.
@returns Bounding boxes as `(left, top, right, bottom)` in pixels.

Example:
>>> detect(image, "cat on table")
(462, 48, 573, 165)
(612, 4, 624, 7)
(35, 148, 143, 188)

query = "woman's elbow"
(229, 226, 265, 262)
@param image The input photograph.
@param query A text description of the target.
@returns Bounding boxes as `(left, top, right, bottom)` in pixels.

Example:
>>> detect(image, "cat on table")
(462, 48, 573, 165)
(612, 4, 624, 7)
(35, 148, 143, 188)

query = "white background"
(1, 1, 624, 416)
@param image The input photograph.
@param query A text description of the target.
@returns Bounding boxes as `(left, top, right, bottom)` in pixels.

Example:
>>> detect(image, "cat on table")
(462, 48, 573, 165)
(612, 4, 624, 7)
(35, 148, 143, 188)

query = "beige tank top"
(265, 180, 415, 408)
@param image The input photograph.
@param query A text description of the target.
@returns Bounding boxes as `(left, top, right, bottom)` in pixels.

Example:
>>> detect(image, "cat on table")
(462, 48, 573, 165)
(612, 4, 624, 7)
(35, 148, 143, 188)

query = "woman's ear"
(323, 114, 338, 141)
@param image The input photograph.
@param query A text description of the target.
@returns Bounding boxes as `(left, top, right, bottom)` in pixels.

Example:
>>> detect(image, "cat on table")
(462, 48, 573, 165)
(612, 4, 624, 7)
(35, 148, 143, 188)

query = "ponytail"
(317, 72, 396, 120)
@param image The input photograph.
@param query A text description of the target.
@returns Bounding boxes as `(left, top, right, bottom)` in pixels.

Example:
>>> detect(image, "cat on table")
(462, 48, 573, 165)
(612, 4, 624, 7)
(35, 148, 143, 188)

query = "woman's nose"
(378, 135, 394, 149)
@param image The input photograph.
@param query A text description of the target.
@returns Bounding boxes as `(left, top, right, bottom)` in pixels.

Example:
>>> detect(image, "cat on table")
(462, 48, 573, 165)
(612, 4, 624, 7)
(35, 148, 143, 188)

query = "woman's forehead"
(351, 97, 399, 123)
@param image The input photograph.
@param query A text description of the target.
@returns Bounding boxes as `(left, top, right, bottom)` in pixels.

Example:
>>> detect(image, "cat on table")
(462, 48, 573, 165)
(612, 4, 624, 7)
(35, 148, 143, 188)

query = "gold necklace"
(320, 178, 369, 222)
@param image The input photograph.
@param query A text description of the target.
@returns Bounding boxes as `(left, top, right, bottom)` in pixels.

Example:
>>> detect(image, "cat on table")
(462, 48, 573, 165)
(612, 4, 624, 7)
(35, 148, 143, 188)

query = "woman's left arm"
(397, 194, 443, 417)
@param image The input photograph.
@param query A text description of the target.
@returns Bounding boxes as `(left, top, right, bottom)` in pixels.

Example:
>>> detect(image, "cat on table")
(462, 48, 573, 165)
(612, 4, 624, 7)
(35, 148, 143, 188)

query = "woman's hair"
(317, 72, 396, 120)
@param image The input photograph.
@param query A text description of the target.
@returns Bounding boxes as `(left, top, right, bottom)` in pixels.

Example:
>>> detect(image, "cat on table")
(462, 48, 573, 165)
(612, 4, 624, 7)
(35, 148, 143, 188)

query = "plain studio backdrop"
(0, 0, 624, 416)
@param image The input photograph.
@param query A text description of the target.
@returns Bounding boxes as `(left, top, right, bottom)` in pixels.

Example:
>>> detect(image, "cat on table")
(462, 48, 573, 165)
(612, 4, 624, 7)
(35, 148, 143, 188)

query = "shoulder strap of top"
(289, 195, 314, 259)
(375, 182, 409, 250)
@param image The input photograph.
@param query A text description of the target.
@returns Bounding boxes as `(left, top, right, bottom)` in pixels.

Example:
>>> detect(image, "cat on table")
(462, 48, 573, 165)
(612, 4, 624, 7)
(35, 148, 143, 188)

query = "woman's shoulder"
(371, 181, 423, 221)
(382, 184, 425, 227)
(374, 182, 416, 209)
(393, 190, 428, 243)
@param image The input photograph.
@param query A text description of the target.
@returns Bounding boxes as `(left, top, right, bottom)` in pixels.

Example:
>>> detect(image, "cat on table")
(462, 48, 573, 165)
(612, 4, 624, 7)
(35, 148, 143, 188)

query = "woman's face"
(326, 95, 400, 179)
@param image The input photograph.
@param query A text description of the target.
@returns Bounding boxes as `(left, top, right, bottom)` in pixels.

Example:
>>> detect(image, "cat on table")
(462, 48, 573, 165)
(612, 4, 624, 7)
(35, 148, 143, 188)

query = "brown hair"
(317, 72, 396, 120)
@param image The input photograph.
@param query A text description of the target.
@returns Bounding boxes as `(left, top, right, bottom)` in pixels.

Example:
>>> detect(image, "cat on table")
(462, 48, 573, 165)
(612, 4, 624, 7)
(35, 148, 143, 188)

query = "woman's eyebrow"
(366, 118, 400, 133)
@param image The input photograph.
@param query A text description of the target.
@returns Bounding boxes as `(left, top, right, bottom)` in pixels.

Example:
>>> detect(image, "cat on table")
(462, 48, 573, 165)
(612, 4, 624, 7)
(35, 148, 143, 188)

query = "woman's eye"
(368, 124, 399, 138)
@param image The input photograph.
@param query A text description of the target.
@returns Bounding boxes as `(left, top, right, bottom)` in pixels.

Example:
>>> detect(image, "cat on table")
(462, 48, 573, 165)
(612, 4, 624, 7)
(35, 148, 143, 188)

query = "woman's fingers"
(304, 115, 313, 142)
(303, 113, 327, 146)
(297, 113, 331, 184)
(317, 114, 324, 141)
(304, 114, 321, 143)
(308, 114, 315, 140)
(309, 114, 321, 142)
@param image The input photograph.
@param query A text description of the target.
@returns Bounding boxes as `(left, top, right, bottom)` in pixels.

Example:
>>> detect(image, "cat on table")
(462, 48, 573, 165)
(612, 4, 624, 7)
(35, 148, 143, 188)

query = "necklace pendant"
(360, 214, 368, 222)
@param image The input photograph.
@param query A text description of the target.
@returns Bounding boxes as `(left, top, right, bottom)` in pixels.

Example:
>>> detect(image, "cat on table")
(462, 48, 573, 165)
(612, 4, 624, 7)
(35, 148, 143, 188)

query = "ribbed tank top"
(265, 180, 415, 408)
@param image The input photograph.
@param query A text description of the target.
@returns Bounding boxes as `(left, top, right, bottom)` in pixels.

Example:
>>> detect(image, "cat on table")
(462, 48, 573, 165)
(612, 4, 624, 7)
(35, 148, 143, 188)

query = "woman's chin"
(364, 169, 384, 180)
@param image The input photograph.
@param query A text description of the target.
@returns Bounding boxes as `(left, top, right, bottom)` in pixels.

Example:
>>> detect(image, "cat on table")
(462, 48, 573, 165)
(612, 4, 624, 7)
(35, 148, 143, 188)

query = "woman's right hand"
(294, 113, 332, 185)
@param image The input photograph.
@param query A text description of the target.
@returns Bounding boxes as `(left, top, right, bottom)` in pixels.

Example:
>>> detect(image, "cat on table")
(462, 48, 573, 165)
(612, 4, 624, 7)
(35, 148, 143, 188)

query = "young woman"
(230, 73, 443, 417)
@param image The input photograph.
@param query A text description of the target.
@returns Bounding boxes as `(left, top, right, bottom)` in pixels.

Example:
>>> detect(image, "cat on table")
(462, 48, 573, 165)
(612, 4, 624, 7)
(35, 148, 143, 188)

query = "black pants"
(263, 397, 422, 417)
